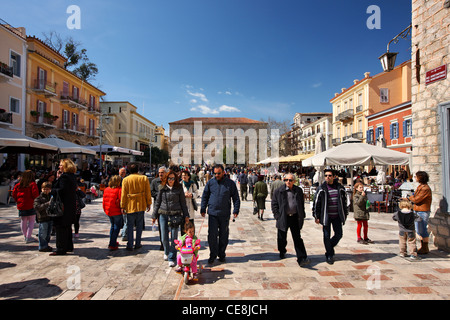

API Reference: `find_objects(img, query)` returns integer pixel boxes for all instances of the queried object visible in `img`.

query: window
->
[376,126,384,139]
[390,122,399,139]
[403,119,412,137]
[358,119,363,132]
[358,93,363,107]
[366,128,374,143]
[10,51,21,77]
[10,97,20,113]
[380,88,389,103]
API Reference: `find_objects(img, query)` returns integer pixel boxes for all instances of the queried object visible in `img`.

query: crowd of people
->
[9,159,432,269]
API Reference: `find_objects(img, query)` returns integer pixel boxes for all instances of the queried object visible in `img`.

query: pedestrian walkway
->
[0,193,449,300]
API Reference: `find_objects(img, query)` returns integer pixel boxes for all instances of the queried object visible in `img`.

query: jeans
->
[109,215,124,247]
[38,221,53,250]
[126,211,144,249]
[120,214,127,237]
[415,211,430,238]
[159,214,179,262]
[208,215,230,260]
[323,215,343,258]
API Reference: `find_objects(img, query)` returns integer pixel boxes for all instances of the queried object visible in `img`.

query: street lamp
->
[378,24,412,72]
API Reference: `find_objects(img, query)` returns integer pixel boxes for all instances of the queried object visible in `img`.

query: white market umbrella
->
[0,128,58,155]
[87,144,143,156]
[302,140,409,167]
[39,137,96,155]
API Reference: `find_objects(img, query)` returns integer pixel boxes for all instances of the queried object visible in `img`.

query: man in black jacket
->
[312,169,348,264]
[271,173,310,267]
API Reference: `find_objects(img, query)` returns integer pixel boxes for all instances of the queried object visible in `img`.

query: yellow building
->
[100,101,156,163]
[25,36,106,151]
[0,20,27,169]
[331,61,411,145]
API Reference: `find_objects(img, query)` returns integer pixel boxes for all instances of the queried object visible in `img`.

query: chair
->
[302,186,311,202]
[374,192,389,213]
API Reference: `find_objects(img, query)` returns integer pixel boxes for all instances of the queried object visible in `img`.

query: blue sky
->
[2,0,412,131]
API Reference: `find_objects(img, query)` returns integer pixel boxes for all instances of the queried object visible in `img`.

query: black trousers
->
[277,214,307,261]
[55,225,73,254]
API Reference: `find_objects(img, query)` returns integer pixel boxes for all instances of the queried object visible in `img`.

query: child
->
[352,182,372,244]
[102,175,123,250]
[393,199,421,260]
[34,182,54,252]
[12,170,39,243]
[175,221,200,280]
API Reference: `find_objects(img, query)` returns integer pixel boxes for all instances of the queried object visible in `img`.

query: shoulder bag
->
[47,192,64,218]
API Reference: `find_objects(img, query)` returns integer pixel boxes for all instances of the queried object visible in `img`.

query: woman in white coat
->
[181,170,198,233]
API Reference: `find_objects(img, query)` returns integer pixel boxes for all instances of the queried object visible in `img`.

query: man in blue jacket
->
[201,164,240,264]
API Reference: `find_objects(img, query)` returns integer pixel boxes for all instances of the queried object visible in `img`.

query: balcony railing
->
[0,110,13,125]
[0,62,13,81]
[87,106,100,114]
[335,109,355,122]
[356,105,363,113]
[61,123,86,135]
[32,79,57,97]
[60,93,88,110]
[31,115,57,128]
[332,138,341,145]
[352,132,363,139]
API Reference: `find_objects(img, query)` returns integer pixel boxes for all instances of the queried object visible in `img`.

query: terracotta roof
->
[169,117,267,125]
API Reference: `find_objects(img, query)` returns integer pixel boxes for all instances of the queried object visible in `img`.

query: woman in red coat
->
[102,175,123,250]
[12,170,39,243]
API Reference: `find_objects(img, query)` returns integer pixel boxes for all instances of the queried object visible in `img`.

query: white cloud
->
[312,82,322,88]
[219,105,240,112]
[189,99,197,104]
[187,90,208,102]
[190,105,219,115]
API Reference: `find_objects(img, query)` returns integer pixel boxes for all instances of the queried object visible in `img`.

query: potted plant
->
[30,110,39,117]
[0,108,5,114]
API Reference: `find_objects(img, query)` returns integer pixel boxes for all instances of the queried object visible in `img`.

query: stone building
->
[169,117,269,166]
[411,0,450,251]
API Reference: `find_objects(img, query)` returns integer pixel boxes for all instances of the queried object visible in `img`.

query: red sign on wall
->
[425,65,447,85]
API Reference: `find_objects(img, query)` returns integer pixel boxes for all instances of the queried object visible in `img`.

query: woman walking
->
[50,159,77,256]
[181,170,198,231]
[152,170,189,267]
[12,170,39,243]
[408,171,432,254]
[253,175,268,220]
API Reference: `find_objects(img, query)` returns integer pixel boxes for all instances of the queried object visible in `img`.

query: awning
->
[87,144,144,156]
[0,128,58,155]
[279,153,314,163]
[38,137,97,155]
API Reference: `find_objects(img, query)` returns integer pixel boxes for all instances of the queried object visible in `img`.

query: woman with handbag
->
[181,170,198,232]
[50,159,78,256]
[152,170,189,267]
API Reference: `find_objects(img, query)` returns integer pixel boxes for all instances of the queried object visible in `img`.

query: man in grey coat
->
[271,173,310,267]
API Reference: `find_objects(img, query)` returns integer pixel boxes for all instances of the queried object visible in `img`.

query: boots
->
[417,237,429,254]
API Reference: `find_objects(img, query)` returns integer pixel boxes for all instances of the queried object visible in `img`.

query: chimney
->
[353,79,359,85]
[364,72,370,78]
[341,88,346,92]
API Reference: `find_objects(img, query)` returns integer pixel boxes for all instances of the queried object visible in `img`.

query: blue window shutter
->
[390,124,393,139]
[402,121,406,137]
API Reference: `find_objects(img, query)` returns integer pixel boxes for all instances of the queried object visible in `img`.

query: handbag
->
[192,198,198,211]
[47,192,64,218]
[253,201,258,215]
[168,214,183,228]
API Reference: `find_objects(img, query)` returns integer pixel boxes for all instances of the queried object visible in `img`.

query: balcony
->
[0,62,13,82]
[351,132,364,140]
[356,105,363,113]
[332,138,341,145]
[87,105,100,114]
[60,93,88,110]
[335,109,355,122]
[30,115,57,129]
[60,123,86,135]
[0,110,13,127]
[32,79,57,97]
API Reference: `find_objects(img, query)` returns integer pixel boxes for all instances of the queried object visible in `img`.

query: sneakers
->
[409,254,421,261]
[168,261,176,267]
[175,266,183,273]
[357,239,368,245]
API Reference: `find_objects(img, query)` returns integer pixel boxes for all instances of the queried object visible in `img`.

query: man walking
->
[201,164,240,264]
[248,171,258,201]
[271,173,310,267]
[237,170,248,201]
[121,163,152,251]
[312,169,348,264]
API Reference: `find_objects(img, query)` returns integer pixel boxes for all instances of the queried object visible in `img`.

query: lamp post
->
[378,24,412,72]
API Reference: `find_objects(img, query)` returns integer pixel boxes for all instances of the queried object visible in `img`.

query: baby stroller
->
[174,237,202,284]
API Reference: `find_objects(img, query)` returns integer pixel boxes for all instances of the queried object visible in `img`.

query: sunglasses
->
[168,177,175,181]
[324,175,333,177]
[284,179,294,182]
[214,172,223,175]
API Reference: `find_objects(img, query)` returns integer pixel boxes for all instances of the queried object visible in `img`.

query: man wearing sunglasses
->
[312,169,348,264]
[271,173,310,267]
[201,164,240,264]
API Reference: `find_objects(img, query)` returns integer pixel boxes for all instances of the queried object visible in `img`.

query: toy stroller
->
[174,237,202,284]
